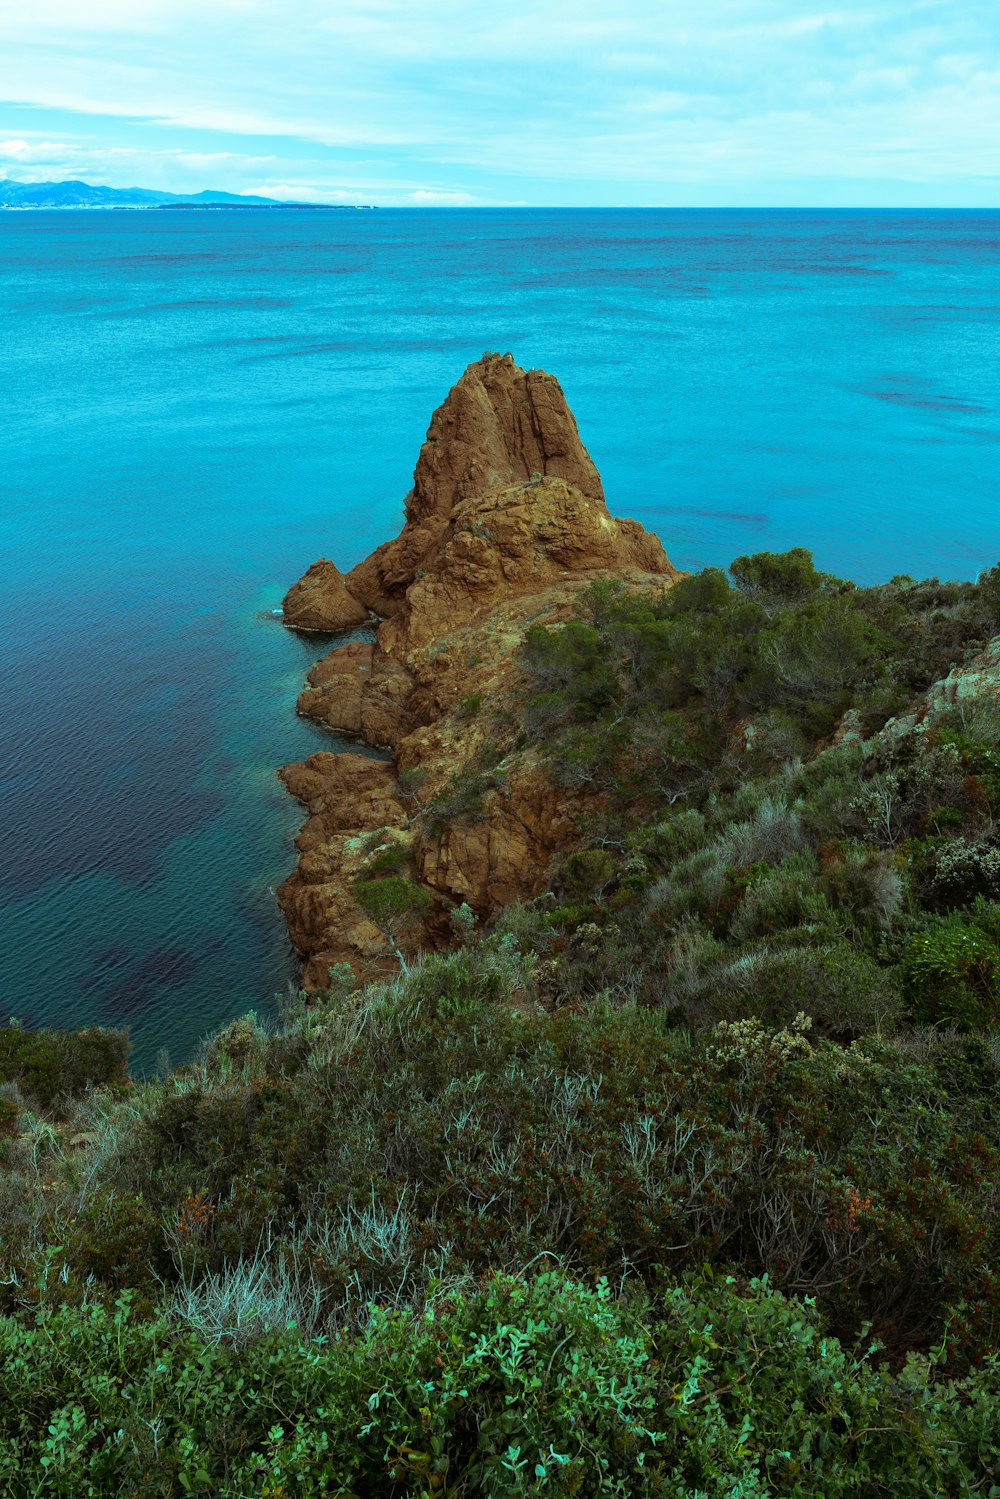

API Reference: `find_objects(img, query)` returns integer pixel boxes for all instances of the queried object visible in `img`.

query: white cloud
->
[407,189,478,205]
[0,0,997,202]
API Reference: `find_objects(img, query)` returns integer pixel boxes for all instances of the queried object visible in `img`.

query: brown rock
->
[295,640,415,749]
[345,522,448,619]
[277,354,683,984]
[410,356,604,520]
[360,651,417,748]
[282,558,370,632]
[345,353,616,616]
[277,752,409,983]
[295,640,373,736]
[413,756,581,915]
[281,751,404,833]
[377,475,676,656]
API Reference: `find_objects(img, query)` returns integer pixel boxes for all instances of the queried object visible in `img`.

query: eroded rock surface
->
[277,353,680,983]
[281,558,370,633]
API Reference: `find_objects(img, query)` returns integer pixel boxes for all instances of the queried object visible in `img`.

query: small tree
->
[730,547,823,606]
[354,877,433,970]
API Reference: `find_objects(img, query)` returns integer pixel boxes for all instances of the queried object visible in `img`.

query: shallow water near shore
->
[2,206,999,1072]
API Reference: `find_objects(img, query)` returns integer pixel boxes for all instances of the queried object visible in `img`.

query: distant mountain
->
[0,178,327,209]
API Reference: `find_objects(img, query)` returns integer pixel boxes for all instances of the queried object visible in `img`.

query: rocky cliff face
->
[277,353,680,985]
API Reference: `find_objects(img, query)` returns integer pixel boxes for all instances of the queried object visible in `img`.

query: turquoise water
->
[2,208,999,1071]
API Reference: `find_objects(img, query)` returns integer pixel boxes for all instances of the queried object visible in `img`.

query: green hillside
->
[4,550,1000,1495]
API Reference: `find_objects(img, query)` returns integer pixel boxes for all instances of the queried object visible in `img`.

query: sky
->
[0,0,998,206]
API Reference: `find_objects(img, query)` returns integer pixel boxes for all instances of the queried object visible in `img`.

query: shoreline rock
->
[281,558,371,633]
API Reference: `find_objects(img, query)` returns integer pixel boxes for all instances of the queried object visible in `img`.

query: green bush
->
[692,943,903,1040]
[0,1024,128,1112]
[730,545,825,603]
[927,837,1000,910]
[354,876,434,956]
[901,917,1000,1029]
[817,846,905,937]
[456,692,482,720]
[726,850,826,943]
[62,985,994,1358]
[2,1268,1000,1496]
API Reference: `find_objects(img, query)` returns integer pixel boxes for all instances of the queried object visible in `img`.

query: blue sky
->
[1,0,998,205]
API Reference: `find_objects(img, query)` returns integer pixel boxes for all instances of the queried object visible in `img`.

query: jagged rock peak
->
[342,353,676,620]
[408,351,604,524]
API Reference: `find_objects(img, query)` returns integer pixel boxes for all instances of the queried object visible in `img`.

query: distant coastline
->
[0,203,377,212]
[0,176,374,210]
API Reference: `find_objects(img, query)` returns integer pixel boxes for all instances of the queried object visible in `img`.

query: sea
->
[2,207,999,1073]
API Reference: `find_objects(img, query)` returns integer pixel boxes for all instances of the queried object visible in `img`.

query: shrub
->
[817,845,905,936]
[0,1273,668,1495]
[901,916,1000,1029]
[730,546,824,603]
[198,1013,268,1077]
[0,1024,128,1112]
[754,598,890,732]
[60,1187,168,1291]
[645,846,728,928]
[361,840,408,878]
[726,849,826,943]
[3,1266,1000,1494]
[427,766,503,823]
[720,795,805,868]
[552,848,617,901]
[382,938,533,1019]
[354,876,434,959]
[927,837,1000,910]
[689,943,903,1040]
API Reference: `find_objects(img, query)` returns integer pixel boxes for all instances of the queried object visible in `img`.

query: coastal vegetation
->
[4,548,1000,1493]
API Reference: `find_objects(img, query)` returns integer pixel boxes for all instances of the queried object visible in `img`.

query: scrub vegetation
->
[4,551,1000,1495]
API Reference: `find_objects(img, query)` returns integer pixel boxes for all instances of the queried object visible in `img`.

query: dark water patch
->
[949,538,995,562]
[0,767,226,898]
[116,252,237,267]
[791,264,891,277]
[867,384,989,415]
[663,506,768,527]
[78,947,131,993]
[102,295,295,318]
[100,948,199,1019]
[245,335,483,363]
[517,267,711,293]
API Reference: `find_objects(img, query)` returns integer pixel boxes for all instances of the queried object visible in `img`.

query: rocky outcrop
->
[279,753,408,984]
[295,641,414,747]
[277,353,680,985]
[345,354,607,618]
[281,558,370,633]
[879,634,1000,743]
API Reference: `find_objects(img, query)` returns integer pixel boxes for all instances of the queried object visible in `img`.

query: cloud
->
[0,0,997,203]
[407,189,478,206]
